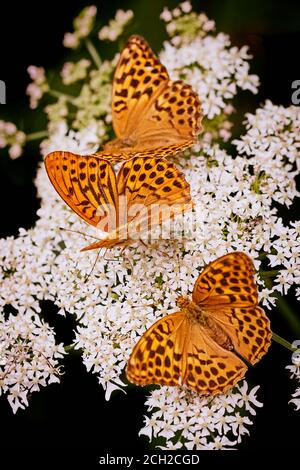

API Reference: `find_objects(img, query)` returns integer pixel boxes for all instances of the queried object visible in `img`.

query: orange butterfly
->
[126,252,272,395]
[45,151,193,251]
[96,34,202,162]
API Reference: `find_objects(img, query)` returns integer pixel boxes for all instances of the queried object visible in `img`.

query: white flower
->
[0,120,26,159]
[63,5,97,48]
[99,10,134,42]
[289,388,300,411]
[40,121,100,155]
[140,382,262,450]
[181,2,192,14]
[236,383,263,415]
[160,32,259,126]
[160,7,172,22]
[0,311,65,413]
[26,66,48,109]
[287,343,300,411]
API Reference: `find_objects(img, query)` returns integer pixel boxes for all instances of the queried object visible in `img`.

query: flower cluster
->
[140,382,262,449]
[8,3,260,158]
[1,94,299,446]
[160,2,215,46]
[287,342,300,411]
[160,27,259,126]
[0,309,65,413]
[99,9,134,42]
[26,66,49,110]
[63,5,97,49]
[61,59,91,85]
[0,120,26,159]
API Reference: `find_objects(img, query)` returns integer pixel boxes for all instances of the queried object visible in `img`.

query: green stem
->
[272,332,294,352]
[64,344,83,355]
[260,269,279,278]
[262,273,300,337]
[275,294,300,337]
[85,38,102,68]
[26,130,49,141]
[48,89,76,103]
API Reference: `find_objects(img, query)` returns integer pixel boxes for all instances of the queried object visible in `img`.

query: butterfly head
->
[176,295,191,311]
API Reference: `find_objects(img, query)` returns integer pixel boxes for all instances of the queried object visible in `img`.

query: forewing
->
[45,151,118,230]
[126,312,188,387]
[111,35,169,139]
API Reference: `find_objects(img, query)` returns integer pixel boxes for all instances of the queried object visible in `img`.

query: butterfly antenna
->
[176,250,183,294]
[131,302,155,309]
[84,249,101,283]
[59,226,101,241]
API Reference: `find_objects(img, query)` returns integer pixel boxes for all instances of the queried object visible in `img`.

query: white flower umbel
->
[0,310,65,413]
[1,99,299,420]
[63,5,97,49]
[159,5,258,142]
[99,9,134,42]
[160,34,258,122]
[26,66,49,109]
[287,342,300,411]
[40,121,101,156]
[1,4,299,449]
[139,381,261,449]
[0,120,26,159]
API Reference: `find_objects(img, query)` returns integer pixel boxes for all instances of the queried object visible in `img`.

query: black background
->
[0,0,299,464]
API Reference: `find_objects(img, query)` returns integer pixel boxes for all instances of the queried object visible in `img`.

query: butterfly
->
[126,252,272,395]
[95,34,202,162]
[45,151,193,251]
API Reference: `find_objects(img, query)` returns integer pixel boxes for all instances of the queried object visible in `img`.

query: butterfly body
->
[126,252,272,395]
[176,295,235,352]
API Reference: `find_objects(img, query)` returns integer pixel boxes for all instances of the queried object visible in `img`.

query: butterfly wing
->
[131,79,202,151]
[192,252,271,365]
[109,35,169,141]
[106,35,202,154]
[126,312,187,387]
[126,311,247,394]
[192,252,258,307]
[117,156,193,236]
[45,151,119,231]
[184,320,247,395]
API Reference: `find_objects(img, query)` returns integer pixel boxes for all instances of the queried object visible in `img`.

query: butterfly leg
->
[59,226,101,241]
[84,249,102,283]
